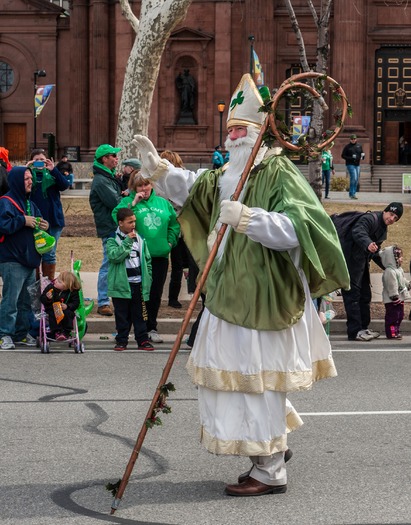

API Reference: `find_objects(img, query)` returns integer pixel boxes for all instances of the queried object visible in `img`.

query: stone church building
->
[1,0,411,168]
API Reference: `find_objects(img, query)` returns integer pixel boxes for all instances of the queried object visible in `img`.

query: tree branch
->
[119,0,140,33]
[284,0,310,72]
[307,0,319,25]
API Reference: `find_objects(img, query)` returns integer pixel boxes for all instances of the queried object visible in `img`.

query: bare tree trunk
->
[116,0,192,160]
[284,0,334,200]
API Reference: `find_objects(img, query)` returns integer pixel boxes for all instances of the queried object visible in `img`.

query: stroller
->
[33,252,94,353]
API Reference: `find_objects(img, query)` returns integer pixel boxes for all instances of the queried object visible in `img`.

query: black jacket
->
[341,142,364,167]
[342,211,387,279]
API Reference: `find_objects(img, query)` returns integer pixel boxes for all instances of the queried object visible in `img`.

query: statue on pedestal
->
[176,69,196,124]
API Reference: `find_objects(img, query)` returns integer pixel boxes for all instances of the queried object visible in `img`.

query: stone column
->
[88,0,110,149]
[69,0,90,152]
[332,0,366,132]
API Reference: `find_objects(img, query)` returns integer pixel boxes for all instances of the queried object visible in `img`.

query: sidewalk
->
[63,188,411,204]
[79,270,411,336]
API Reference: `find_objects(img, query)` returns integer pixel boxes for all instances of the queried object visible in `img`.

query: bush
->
[330,176,349,191]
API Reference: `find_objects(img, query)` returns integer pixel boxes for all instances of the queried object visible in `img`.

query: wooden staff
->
[110,72,346,514]
[110,114,269,515]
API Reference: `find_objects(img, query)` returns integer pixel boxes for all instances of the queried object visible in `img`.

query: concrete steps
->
[295,163,411,194]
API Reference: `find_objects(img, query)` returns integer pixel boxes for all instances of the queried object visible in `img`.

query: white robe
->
[153,162,335,456]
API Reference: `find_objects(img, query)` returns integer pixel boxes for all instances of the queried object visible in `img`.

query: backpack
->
[330,210,378,242]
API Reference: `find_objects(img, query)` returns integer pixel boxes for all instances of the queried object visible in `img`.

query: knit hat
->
[384,202,403,219]
[94,144,121,160]
[122,158,142,170]
[226,74,265,130]
[350,134,357,139]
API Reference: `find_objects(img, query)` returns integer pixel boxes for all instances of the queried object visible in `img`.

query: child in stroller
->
[40,270,81,341]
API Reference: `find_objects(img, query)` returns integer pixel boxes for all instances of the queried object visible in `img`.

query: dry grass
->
[56,196,410,273]
[57,197,100,272]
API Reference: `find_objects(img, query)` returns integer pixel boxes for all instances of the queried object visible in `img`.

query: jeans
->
[322,169,331,197]
[97,233,115,307]
[0,262,35,340]
[346,164,360,197]
[41,225,63,264]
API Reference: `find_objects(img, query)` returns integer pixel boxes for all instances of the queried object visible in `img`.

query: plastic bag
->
[28,277,51,319]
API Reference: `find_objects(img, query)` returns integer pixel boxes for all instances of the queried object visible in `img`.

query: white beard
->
[210,126,267,261]
[219,126,267,201]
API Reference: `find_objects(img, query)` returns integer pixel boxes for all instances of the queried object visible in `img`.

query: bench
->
[70,178,92,190]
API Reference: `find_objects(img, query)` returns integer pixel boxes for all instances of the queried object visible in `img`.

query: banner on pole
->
[252,50,264,87]
[292,115,311,144]
[34,84,54,118]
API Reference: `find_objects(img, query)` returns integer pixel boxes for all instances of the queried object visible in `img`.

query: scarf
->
[93,159,116,177]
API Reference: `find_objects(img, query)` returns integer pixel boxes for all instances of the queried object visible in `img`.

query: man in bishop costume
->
[133,74,349,496]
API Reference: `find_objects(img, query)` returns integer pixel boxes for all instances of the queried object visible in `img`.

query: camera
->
[33,160,45,168]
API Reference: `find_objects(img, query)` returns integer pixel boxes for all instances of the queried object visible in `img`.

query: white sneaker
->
[365,329,380,339]
[15,334,37,346]
[148,330,163,343]
[1,336,15,350]
[355,329,373,341]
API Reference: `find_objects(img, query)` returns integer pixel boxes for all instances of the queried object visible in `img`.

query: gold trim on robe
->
[186,355,337,394]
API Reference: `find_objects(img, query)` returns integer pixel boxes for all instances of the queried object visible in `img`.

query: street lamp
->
[217,100,226,147]
[34,69,46,148]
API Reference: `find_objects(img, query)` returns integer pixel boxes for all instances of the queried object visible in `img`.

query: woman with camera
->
[26,148,70,280]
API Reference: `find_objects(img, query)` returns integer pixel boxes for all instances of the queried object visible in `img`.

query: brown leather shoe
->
[97,305,113,316]
[238,448,293,484]
[225,477,287,497]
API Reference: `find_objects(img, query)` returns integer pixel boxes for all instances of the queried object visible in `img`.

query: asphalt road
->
[0,341,410,525]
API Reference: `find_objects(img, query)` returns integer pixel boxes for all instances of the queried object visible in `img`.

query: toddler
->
[380,245,411,340]
[40,271,81,341]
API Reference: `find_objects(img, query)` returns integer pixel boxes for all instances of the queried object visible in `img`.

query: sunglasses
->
[105,153,117,158]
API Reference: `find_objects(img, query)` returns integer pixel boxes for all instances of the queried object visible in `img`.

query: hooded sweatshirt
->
[111,189,180,258]
[0,166,42,268]
[380,245,411,303]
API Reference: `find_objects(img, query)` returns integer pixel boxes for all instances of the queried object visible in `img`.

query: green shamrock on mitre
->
[230,90,245,109]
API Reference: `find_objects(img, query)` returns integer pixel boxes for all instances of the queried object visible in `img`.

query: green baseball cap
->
[95,144,121,159]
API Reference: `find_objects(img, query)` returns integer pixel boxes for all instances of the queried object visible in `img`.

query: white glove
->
[132,135,161,175]
[219,200,252,233]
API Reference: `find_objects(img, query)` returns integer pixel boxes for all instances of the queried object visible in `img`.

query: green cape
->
[179,154,349,331]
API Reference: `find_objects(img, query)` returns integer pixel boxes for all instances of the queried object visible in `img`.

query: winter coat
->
[111,189,180,258]
[380,246,411,303]
[341,142,364,167]
[40,283,80,314]
[106,232,152,300]
[89,165,122,238]
[341,211,387,288]
[0,166,42,268]
[30,167,69,227]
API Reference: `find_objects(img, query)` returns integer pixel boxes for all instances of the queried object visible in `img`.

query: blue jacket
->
[0,166,42,268]
[30,167,69,227]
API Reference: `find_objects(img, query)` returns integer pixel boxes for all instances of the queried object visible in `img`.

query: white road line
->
[331,348,411,352]
[300,411,411,416]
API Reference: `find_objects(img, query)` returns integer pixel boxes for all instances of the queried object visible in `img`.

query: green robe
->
[179,154,350,331]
